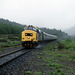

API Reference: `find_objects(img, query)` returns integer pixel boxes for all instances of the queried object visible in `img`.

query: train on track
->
[21,25,57,48]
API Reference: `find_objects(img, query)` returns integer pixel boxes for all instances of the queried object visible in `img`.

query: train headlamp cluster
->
[25,33,33,36]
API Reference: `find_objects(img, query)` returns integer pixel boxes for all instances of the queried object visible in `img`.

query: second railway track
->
[0,48,30,67]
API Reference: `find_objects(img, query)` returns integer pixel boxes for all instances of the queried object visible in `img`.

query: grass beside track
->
[0,34,21,52]
[42,42,75,75]
[0,41,21,52]
[25,40,75,75]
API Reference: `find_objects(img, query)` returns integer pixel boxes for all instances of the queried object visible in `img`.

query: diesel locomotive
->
[21,25,57,48]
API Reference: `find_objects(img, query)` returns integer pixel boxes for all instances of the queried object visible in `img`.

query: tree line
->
[0,18,69,40]
[0,22,23,34]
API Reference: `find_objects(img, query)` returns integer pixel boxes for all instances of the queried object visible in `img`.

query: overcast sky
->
[0,0,75,30]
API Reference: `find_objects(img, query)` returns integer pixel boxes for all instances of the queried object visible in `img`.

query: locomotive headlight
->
[26,34,27,35]
[28,37,29,39]
[31,33,32,35]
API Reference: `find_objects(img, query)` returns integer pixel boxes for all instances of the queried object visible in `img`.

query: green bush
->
[34,72,42,75]
[0,38,8,42]
[60,39,75,49]
[25,71,32,74]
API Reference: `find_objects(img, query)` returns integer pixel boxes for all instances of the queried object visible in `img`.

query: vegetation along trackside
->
[28,40,75,75]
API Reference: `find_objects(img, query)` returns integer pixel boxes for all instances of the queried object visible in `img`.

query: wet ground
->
[0,46,22,55]
[0,43,47,75]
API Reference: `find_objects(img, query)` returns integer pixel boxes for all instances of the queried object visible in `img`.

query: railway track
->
[0,48,30,67]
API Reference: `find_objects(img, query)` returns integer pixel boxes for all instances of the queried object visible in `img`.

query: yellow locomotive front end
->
[21,25,39,48]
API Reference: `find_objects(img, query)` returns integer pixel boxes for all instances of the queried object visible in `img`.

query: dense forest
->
[0,22,23,34]
[0,18,26,27]
[0,18,69,40]
[0,18,25,34]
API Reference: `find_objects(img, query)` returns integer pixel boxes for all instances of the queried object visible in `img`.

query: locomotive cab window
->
[24,26,38,31]
[24,27,28,31]
[29,26,33,30]
[33,27,37,31]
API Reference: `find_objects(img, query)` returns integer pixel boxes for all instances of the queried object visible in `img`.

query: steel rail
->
[0,48,30,67]
[0,48,24,58]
